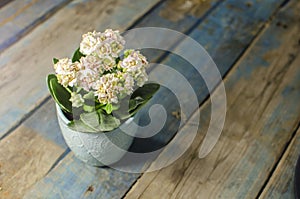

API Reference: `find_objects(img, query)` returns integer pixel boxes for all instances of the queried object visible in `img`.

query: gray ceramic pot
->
[56,104,138,167]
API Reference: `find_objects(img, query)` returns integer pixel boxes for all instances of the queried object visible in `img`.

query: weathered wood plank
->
[133,0,222,61]
[125,1,300,198]
[137,0,218,27]
[0,99,68,199]
[0,125,64,199]
[0,0,72,53]
[24,100,67,149]
[0,0,162,139]
[24,0,288,198]
[259,128,300,198]
[24,153,141,199]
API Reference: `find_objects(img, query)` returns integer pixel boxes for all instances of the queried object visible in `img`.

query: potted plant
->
[47,29,159,166]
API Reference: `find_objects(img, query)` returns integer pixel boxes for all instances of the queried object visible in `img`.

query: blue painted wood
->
[0,0,72,53]
[24,0,288,198]
[132,0,222,62]
[0,124,65,199]
[24,100,67,149]
[24,154,141,199]
[260,130,299,198]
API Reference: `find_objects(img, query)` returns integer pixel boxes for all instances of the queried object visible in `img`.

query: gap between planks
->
[127,0,226,66]
[257,113,300,198]
[0,0,73,53]
[0,125,65,199]
[0,0,13,8]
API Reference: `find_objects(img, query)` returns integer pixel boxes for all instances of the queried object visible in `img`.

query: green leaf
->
[71,110,121,132]
[80,111,100,131]
[53,58,59,64]
[98,110,120,132]
[112,104,120,111]
[83,104,94,112]
[112,83,160,120]
[47,74,72,113]
[104,103,113,114]
[128,83,160,115]
[129,99,150,116]
[76,87,82,93]
[83,92,95,100]
[68,120,98,133]
[103,103,120,114]
[131,83,160,100]
[113,112,131,120]
[129,96,145,112]
[112,104,131,120]
[72,47,85,62]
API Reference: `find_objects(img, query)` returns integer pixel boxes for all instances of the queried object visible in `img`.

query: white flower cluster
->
[80,29,125,58]
[53,29,148,106]
[119,50,148,87]
[54,58,82,87]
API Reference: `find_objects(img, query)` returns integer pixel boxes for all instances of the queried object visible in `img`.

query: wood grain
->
[23,153,141,199]
[0,0,162,139]
[259,128,300,198]
[0,125,64,199]
[0,0,72,53]
[159,0,214,22]
[125,0,300,198]
[24,0,289,198]
[24,100,67,149]
[131,0,221,62]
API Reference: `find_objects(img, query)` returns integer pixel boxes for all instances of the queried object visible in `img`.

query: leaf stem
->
[65,87,73,94]
[95,104,104,109]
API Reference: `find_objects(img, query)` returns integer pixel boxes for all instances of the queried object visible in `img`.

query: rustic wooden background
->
[0,0,299,198]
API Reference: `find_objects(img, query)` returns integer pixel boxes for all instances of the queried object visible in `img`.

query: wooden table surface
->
[0,0,300,198]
